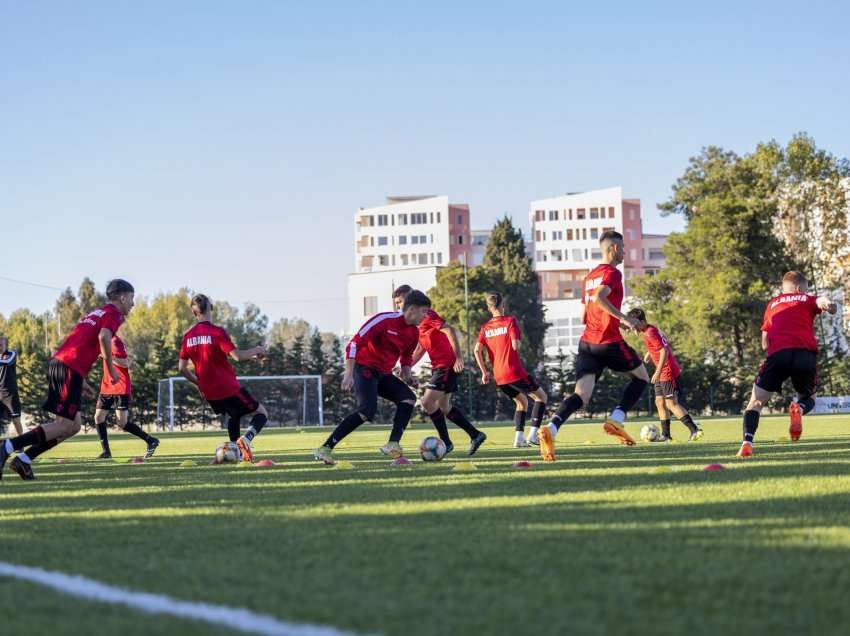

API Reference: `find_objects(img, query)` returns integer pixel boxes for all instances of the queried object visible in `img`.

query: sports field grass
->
[2,414,850,636]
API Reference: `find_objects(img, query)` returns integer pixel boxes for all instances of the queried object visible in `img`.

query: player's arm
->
[651,348,667,384]
[178,358,198,386]
[474,342,491,384]
[410,343,426,366]
[98,328,120,382]
[399,339,416,384]
[643,351,653,365]
[228,345,267,362]
[591,286,638,330]
[440,325,464,372]
[817,297,838,314]
[761,331,770,352]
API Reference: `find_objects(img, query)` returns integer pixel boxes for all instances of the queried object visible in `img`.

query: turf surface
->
[1,414,849,636]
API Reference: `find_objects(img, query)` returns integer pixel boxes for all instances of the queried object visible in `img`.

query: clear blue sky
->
[2,1,848,333]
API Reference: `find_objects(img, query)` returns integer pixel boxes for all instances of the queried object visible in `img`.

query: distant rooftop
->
[385,195,438,204]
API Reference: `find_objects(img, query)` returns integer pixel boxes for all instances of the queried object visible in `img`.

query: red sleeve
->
[810,295,823,316]
[644,327,662,352]
[423,311,445,332]
[178,334,189,360]
[217,329,236,354]
[509,317,521,341]
[102,312,123,335]
[112,338,127,358]
[477,325,487,345]
[602,267,621,289]
[760,305,772,332]
[346,314,388,360]
[399,332,417,367]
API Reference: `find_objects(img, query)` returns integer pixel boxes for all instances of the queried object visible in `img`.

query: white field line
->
[0,561,370,636]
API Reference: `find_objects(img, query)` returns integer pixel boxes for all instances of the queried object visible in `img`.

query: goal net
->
[156,375,324,431]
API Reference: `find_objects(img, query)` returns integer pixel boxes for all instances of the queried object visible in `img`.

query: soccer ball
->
[419,436,447,462]
[214,442,241,464]
[640,424,660,442]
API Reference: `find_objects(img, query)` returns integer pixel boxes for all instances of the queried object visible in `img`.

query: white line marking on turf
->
[0,561,368,636]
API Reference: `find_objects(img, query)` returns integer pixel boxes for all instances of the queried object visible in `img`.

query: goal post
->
[156,375,324,431]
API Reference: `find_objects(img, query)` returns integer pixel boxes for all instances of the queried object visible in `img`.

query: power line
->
[0,275,64,292]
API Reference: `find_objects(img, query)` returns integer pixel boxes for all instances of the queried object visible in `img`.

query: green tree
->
[78,277,105,314]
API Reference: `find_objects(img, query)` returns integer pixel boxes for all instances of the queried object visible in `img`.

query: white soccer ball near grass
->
[640,424,660,442]
[214,441,241,464]
[419,436,447,462]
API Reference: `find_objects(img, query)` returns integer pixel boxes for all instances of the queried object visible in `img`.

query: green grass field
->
[2,414,850,636]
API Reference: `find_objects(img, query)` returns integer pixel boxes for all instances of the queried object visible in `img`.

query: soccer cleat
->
[97,451,112,460]
[789,402,802,441]
[539,426,556,462]
[314,445,335,465]
[654,434,670,443]
[236,437,254,463]
[689,428,704,442]
[10,457,35,481]
[603,420,636,446]
[468,431,487,456]
[514,439,531,448]
[526,429,540,446]
[144,437,160,460]
[379,441,403,459]
[736,441,753,459]
[444,441,454,455]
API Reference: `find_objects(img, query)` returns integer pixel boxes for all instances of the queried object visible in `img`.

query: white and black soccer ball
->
[214,442,241,464]
[419,436,447,462]
[640,424,660,442]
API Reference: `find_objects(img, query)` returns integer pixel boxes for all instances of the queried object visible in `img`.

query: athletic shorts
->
[755,348,818,396]
[654,377,684,400]
[426,367,458,393]
[354,364,416,420]
[97,394,131,411]
[0,393,21,419]
[575,339,642,381]
[498,374,540,399]
[43,358,84,419]
[208,387,259,421]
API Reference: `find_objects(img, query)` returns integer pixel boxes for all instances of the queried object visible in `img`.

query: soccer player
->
[627,308,703,442]
[178,294,269,462]
[0,337,23,436]
[411,298,487,455]
[538,231,650,461]
[474,293,547,448]
[393,284,412,310]
[0,279,135,481]
[736,271,837,458]
[93,334,160,460]
[314,290,429,465]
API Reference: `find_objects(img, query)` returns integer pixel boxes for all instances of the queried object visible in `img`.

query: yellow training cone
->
[453,462,477,471]
[179,460,197,467]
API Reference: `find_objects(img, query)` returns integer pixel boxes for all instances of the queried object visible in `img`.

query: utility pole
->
[463,253,472,415]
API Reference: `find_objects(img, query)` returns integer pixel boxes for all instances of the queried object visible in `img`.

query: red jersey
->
[477,315,527,385]
[642,325,681,381]
[418,309,456,369]
[54,303,124,376]
[179,322,241,401]
[581,264,624,344]
[761,293,822,356]
[100,336,132,396]
[346,312,418,375]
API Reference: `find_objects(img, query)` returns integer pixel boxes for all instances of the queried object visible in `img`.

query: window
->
[626,228,635,240]
[649,249,665,260]
[391,255,395,266]
[421,235,427,244]
[582,228,587,240]
[398,214,408,225]
[437,252,442,264]
[430,253,434,264]
[399,235,407,245]
[535,230,542,241]
[411,236,419,245]
[378,255,389,266]
[401,254,409,266]
[363,296,378,315]
[536,251,548,262]
[437,212,441,223]
[572,248,583,261]
[590,228,598,240]
[457,214,463,224]
[378,214,388,226]
[608,207,615,218]
[591,249,602,259]
[566,229,574,241]
[548,210,558,221]
[430,234,433,243]
[552,231,562,241]
[418,253,428,265]
[430,213,434,224]
[458,235,464,244]
[411,213,427,224]
[629,209,636,221]
[630,249,638,261]
[377,236,388,246]
[535,210,544,221]
[576,208,586,220]
[550,250,563,261]
[590,207,599,219]
[369,236,374,247]
[568,209,573,220]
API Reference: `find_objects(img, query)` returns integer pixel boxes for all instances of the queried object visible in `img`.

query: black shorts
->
[43,358,84,419]
[654,377,684,400]
[426,367,458,393]
[499,375,540,399]
[208,387,259,421]
[354,364,416,420]
[97,394,131,411]
[575,339,642,381]
[755,348,818,396]
[0,393,21,419]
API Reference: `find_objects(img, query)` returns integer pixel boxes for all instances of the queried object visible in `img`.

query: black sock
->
[123,421,152,444]
[446,407,480,438]
[428,409,452,444]
[96,422,111,453]
[389,402,414,443]
[531,400,546,427]
[244,413,268,442]
[25,438,60,460]
[324,412,365,449]
[660,419,671,438]
[798,396,815,415]
[679,413,698,433]
[743,409,760,443]
[551,393,583,429]
[615,379,648,413]
[9,425,47,452]
[514,409,527,432]
[227,417,241,442]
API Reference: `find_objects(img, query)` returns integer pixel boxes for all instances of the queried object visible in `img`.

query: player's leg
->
[665,392,701,440]
[117,401,161,459]
[788,349,818,441]
[602,342,649,446]
[233,389,264,462]
[422,387,453,449]
[9,412,82,480]
[440,371,486,454]
[94,404,112,458]
[525,387,548,445]
[379,374,416,457]
[316,365,376,463]
[6,395,23,435]
[739,352,787,457]
[512,392,529,447]
[655,393,672,441]
[539,373,596,462]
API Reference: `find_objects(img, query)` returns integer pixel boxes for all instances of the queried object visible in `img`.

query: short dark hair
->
[599,230,623,245]
[106,279,134,299]
[486,293,503,308]
[393,284,413,299]
[191,293,212,314]
[402,290,431,310]
[626,307,646,323]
